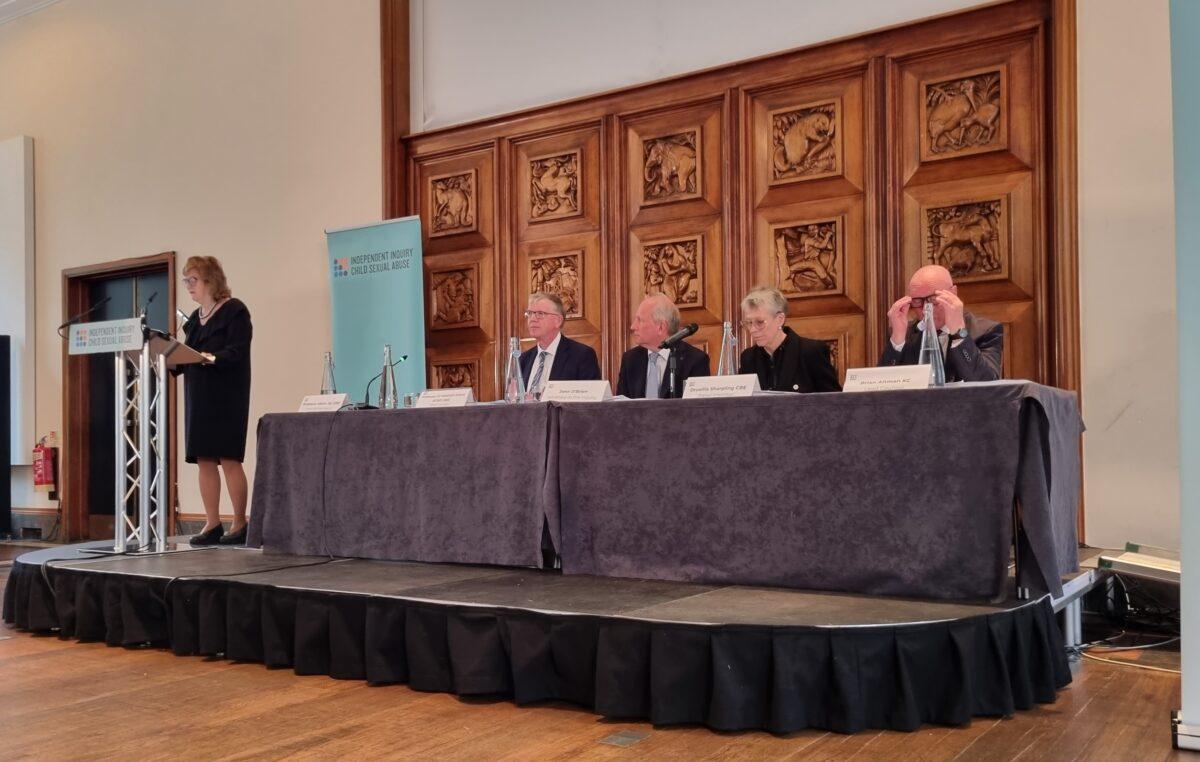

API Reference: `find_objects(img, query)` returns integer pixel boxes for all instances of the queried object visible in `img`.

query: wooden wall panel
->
[398,0,1071,399]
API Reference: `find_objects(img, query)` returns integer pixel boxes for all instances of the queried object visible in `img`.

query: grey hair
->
[740,286,787,316]
[528,291,564,317]
[645,293,681,333]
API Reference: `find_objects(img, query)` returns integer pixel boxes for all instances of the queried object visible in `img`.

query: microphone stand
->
[666,344,680,399]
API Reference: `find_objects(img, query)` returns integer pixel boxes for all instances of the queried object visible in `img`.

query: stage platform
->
[3,541,1072,734]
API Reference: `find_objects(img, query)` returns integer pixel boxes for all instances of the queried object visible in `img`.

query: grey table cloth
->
[555,382,1082,600]
[247,404,555,568]
[248,382,1081,601]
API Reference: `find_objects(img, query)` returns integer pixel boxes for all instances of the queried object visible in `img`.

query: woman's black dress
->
[181,298,253,463]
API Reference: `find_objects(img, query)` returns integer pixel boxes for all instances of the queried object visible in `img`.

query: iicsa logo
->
[332,258,350,278]
[74,329,88,348]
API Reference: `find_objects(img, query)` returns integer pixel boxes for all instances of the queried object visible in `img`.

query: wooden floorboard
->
[0,625,1187,760]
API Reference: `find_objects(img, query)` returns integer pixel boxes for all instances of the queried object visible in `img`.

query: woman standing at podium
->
[179,256,253,546]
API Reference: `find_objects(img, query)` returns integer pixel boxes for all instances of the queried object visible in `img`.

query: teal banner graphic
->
[326,216,426,403]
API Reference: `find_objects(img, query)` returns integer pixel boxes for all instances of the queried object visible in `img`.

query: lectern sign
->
[68,318,143,355]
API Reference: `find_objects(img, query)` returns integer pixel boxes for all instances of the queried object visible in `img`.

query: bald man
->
[616,294,710,398]
[879,265,1003,382]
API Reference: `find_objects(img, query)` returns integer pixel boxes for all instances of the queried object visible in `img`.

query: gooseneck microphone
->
[358,354,409,409]
[660,322,699,349]
[57,296,113,337]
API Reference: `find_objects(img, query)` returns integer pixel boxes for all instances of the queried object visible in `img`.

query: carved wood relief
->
[641,129,701,205]
[529,251,583,318]
[429,265,478,330]
[403,1,1066,416]
[770,100,841,183]
[822,337,842,377]
[433,361,477,391]
[642,236,703,307]
[529,150,581,221]
[771,218,843,297]
[922,69,1004,159]
[429,170,477,237]
[924,199,1005,279]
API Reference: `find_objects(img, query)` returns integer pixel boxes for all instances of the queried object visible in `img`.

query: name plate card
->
[68,318,144,355]
[298,393,349,413]
[842,365,932,393]
[541,380,612,403]
[415,388,475,408]
[682,374,761,399]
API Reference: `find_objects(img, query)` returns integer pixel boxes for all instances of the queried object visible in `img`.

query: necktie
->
[645,352,661,399]
[529,350,549,393]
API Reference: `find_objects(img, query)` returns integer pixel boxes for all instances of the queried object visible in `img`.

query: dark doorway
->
[62,253,177,541]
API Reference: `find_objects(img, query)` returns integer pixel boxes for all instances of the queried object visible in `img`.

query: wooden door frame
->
[61,251,177,541]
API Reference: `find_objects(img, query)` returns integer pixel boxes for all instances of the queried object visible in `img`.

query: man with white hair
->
[519,291,601,399]
[879,264,1003,382]
[616,293,710,398]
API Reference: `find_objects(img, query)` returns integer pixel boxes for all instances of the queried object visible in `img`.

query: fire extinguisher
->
[33,431,58,496]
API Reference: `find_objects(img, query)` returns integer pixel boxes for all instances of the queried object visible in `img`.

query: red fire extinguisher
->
[33,432,58,494]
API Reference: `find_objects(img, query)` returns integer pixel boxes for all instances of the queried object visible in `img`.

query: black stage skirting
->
[248,382,1082,600]
[3,545,1071,734]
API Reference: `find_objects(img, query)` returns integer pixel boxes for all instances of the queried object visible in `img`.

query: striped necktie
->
[645,352,661,399]
[529,350,549,393]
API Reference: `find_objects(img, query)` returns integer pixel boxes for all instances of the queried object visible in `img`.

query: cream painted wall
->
[412,0,1183,548]
[1078,0,1180,549]
[0,0,381,520]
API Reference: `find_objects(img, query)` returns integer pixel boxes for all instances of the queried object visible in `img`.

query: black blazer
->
[878,311,1004,382]
[518,334,601,384]
[616,341,710,398]
[739,327,841,393]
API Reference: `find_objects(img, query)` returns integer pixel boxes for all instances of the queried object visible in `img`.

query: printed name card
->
[298,393,349,412]
[415,388,475,408]
[540,380,613,403]
[842,365,932,393]
[682,374,761,399]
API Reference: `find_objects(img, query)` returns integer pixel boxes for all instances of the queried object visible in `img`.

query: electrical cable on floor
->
[1081,652,1181,675]
[1088,637,1180,653]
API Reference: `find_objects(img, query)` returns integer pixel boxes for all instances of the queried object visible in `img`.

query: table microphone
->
[352,354,410,410]
[660,322,699,349]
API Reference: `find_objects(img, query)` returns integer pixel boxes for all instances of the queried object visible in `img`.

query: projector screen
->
[0,135,35,465]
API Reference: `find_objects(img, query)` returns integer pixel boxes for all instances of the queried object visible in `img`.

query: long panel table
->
[247,382,1081,600]
[555,382,1081,600]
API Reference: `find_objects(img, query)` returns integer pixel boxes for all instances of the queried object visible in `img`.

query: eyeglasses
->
[523,310,560,320]
[181,276,199,287]
[739,314,783,330]
[909,294,936,309]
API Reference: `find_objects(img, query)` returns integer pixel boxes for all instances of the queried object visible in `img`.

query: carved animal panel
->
[770,100,841,183]
[529,251,584,318]
[643,236,703,307]
[924,70,1003,156]
[434,362,476,392]
[822,337,841,377]
[429,170,477,237]
[529,150,581,221]
[430,267,477,329]
[924,199,1005,280]
[642,130,700,205]
[771,218,842,297]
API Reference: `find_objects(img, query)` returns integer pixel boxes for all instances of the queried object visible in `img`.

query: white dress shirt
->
[529,332,562,394]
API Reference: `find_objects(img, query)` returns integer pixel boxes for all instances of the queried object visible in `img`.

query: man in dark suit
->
[879,264,1003,382]
[518,292,601,398]
[616,293,710,398]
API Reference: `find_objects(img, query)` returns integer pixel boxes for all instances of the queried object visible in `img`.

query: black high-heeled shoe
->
[219,525,247,545]
[189,523,225,546]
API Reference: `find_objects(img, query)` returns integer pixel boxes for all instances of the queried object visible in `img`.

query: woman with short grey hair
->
[738,286,840,393]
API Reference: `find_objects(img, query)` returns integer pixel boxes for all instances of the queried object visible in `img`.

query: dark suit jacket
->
[519,334,601,384]
[616,341,710,398]
[739,327,841,393]
[878,311,1003,382]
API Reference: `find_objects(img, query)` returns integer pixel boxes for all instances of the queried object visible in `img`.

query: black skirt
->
[180,299,253,463]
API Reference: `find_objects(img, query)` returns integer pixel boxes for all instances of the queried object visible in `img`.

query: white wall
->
[411,0,983,131]
[0,0,382,520]
[1078,0,1179,549]
[415,0,1183,548]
